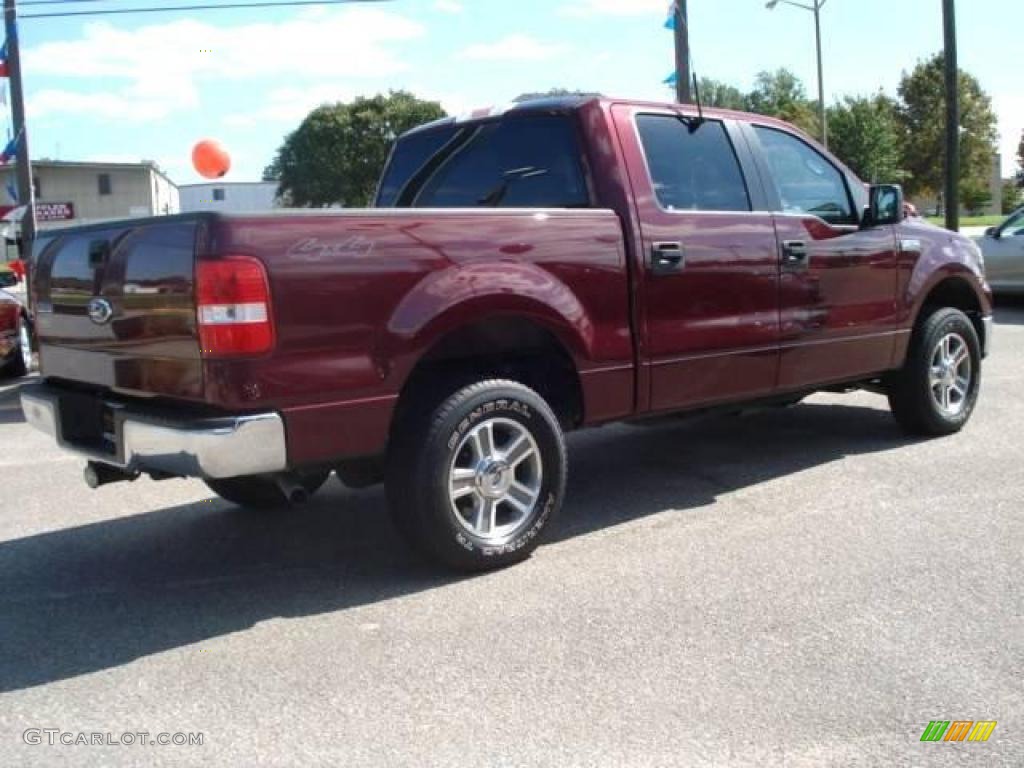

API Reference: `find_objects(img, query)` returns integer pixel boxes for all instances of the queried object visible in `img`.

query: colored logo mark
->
[920,720,997,742]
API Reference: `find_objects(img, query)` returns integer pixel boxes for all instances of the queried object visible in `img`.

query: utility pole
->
[673,0,691,104]
[3,0,35,255]
[942,0,959,232]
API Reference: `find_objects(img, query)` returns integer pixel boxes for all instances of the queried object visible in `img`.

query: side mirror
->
[984,226,999,238]
[863,184,905,228]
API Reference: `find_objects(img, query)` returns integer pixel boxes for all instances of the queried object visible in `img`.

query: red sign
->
[0,202,75,222]
[35,202,75,221]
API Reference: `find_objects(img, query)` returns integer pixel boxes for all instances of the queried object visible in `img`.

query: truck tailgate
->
[33,216,204,400]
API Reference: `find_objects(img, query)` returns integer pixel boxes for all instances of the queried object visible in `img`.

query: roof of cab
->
[400,94,799,140]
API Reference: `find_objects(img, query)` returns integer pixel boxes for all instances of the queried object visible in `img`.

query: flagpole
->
[3,0,35,254]
[673,0,691,104]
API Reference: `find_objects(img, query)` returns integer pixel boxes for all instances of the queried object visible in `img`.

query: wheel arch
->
[912,271,989,351]
[391,312,586,433]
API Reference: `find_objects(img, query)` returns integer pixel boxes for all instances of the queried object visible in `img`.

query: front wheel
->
[387,379,567,571]
[887,308,982,436]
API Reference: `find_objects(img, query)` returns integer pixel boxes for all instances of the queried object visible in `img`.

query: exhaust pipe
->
[84,461,139,489]
[274,474,310,505]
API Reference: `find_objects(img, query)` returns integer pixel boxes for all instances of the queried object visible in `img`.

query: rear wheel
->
[387,379,567,571]
[887,308,981,436]
[205,471,330,509]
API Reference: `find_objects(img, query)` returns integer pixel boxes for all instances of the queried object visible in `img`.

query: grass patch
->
[925,215,1005,228]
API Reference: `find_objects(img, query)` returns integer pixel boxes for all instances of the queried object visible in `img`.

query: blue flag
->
[0,132,17,165]
[663,71,678,86]
[664,2,682,30]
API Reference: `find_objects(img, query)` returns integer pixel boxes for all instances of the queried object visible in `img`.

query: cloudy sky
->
[11,0,1022,185]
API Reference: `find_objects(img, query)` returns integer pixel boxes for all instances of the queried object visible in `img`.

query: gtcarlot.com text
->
[23,729,204,747]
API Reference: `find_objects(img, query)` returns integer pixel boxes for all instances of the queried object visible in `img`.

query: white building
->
[179,182,279,213]
[0,160,179,227]
[0,160,180,263]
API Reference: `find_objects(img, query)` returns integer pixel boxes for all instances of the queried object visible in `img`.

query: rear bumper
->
[20,383,288,480]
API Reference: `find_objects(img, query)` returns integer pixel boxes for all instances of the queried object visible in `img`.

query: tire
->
[887,308,982,436]
[3,314,31,378]
[205,471,330,509]
[386,379,567,572]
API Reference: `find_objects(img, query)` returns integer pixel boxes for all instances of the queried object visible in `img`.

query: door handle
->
[651,242,684,274]
[781,240,809,269]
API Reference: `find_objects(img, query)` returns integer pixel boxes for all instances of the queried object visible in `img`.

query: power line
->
[15,0,391,19]
[19,1,115,7]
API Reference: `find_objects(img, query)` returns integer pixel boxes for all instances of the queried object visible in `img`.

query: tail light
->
[196,255,274,357]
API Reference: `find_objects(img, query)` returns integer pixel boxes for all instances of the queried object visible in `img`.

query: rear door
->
[33,218,204,399]
[746,124,901,389]
[614,106,781,412]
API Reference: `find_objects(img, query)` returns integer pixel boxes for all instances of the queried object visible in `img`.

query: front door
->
[748,124,902,390]
[615,107,781,412]
[984,209,1024,291]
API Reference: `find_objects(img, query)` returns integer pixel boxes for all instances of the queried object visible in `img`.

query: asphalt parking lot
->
[1,302,1022,767]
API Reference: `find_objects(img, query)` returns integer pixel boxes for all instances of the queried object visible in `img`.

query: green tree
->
[961,179,991,216]
[896,54,998,202]
[745,69,819,137]
[1002,179,1022,214]
[696,78,747,111]
[265,91,446,207]
[827,93,904,183]
[1017,129,1024,187]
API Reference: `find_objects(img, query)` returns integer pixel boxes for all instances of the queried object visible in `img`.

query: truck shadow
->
[0,375,31,425]
[993,295,1024,325]
[0,399,917,692]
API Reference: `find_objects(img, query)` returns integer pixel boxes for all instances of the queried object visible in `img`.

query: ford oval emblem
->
[87,297,114,325]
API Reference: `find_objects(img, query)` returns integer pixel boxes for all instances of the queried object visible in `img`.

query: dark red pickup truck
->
[21,96,992,570]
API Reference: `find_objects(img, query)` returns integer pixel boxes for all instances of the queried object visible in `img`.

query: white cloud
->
[224,84,469,129]
[993,94,1023,177]
[560,0,667,18]
[222,84,360,127]
[433,0,464,13]
[24,7,424,121]
[459,34,566,62]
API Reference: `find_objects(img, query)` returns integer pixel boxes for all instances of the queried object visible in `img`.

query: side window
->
[1002,211,1024,237]
[754,126,854,224]
[412,115,590,208]
[635,115,750,212]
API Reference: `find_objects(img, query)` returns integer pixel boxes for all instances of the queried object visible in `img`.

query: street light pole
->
[813,2,826,149]
[766,0,828,149]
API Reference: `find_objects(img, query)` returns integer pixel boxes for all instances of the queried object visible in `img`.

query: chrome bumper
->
[982,314,993,358]
[20,384,288,480]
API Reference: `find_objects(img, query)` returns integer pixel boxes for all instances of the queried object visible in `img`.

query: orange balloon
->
[192,139,231,179]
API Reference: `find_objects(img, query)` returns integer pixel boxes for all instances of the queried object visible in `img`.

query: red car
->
[20,96,992,570]
[0,288,31,377]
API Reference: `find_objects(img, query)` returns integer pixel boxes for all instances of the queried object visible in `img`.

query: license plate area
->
[57,391,121,459]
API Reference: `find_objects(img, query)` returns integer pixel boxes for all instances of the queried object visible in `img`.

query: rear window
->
[376,114,590,209]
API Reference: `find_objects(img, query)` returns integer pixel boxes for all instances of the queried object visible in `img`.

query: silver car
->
[979,206,1024,293]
